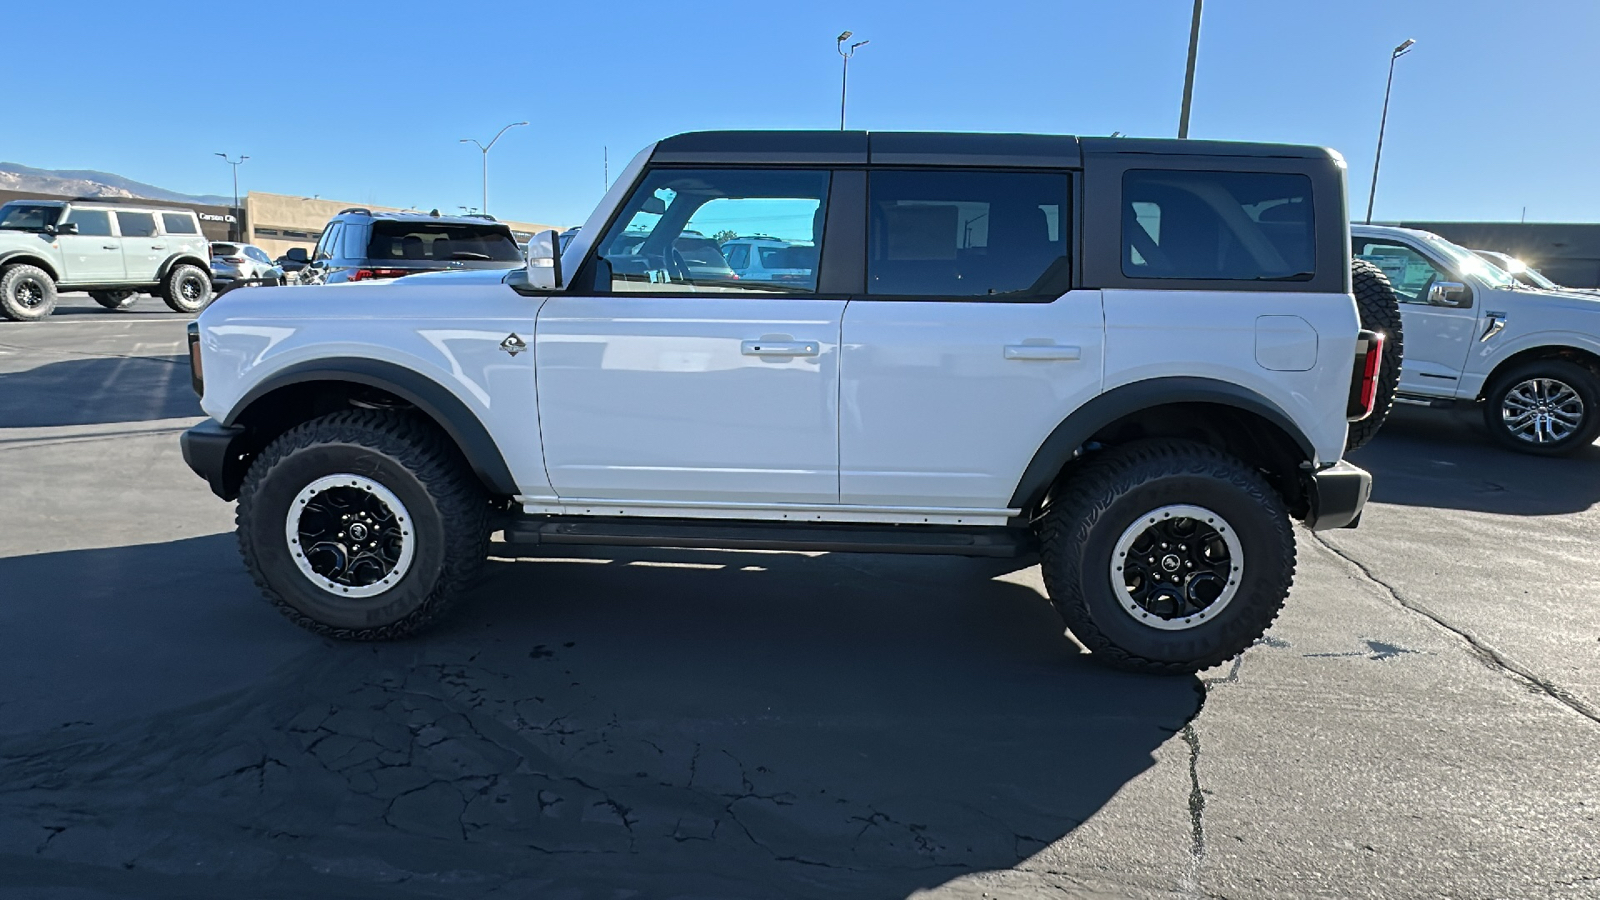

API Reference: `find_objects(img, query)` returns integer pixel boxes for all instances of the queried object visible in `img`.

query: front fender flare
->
[1007,376,1317,511]
[222,358,519,496]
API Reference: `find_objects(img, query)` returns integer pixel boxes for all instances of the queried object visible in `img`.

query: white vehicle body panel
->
[533,295,845,505]
[1355,225,1600,401]
[838,291,1105,508]
[1102,289,1359,467]
[197,283,553,496]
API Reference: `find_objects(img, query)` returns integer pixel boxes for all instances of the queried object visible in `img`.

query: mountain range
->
[0,162,232,207]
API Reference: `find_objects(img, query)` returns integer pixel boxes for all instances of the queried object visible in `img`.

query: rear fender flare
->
[1007,376,1317,511]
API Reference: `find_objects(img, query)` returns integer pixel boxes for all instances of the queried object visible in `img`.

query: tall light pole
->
[1177,0,1203,138]
[836,31,869,130]
[214,152,248,240]
[1366,38,1416,224]
[459,121,527,216]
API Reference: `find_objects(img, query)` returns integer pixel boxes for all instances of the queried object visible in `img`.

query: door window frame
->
[113,210,159,239]
[857,166,1076,304]
[1354,236,1474,309]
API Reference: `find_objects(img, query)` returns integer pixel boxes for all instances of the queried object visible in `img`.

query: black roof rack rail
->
[466,213,497,221]
[337,207,372,216]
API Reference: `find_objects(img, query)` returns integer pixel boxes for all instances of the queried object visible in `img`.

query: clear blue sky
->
[4,0,1596,226]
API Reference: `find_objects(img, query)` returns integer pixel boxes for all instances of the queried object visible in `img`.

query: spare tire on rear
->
[1346,259,1404,452]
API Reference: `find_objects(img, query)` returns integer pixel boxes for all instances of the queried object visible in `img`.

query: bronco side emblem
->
[499,333,527,356]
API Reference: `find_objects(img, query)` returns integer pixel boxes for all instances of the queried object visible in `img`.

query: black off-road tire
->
[1346,258,1404,452]
[1037,440,1296,675]
[237,410,491,640]
[0,264,58,321]
[1481,359,1600,457]
[161,264,213,313]
[90,290,138,310]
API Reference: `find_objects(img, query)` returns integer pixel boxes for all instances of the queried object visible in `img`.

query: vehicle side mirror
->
[525,229,562,291]
[1427,281,1471,307]
[53,222,79,236]
[284,247,309,263]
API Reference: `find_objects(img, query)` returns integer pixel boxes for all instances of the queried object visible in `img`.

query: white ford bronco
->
[182,131,1382,674]
[1355,224,1600,454]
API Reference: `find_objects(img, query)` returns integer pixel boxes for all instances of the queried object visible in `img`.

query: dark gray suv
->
[298,208,525,284]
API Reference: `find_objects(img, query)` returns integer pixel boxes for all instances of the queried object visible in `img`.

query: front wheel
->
[1482,359,1600,456]
[161,264,213,313]
[1037,440,1296,674]
[0,264,58,321]
[236,410,490,639]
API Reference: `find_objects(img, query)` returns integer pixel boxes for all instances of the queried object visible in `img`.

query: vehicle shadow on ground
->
[0,538,1200,899]
[1347,404,1600,515]
[0,354,198,427]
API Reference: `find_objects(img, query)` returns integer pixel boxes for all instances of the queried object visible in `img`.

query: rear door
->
[113,211,163,282]
[839,168,1102,510]
[536,167,844,506]
[159,211,206,260]
[56,208,125,282]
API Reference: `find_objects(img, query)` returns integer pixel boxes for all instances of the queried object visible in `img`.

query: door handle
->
[101,244,118,250]
[741,340,819,357]
[151,244,166,250]
[1003,344,1081,361]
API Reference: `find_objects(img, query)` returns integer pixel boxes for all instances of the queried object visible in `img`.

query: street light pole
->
[1177,0,1203,138]
[836,32,869,130]
[214,152,248,241]
[1366,38,1416,224]
[459,121,527,216]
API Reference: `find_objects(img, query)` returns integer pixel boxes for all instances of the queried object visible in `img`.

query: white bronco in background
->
[182,131,1382,674]
[1355,224,1600,454]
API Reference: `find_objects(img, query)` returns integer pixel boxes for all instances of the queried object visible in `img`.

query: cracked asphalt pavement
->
[0,303,1596,898]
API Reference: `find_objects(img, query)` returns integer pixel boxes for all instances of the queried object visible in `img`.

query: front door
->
[113,211,163,282]
[56,208,125,283]
[1355,236,1476,396]
[536,167,842,506]
[840,168,1102,510]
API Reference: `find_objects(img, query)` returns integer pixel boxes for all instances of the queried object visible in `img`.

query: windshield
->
[1423,234,1518,289]
[0,204,61,232]
[367,221,523,264]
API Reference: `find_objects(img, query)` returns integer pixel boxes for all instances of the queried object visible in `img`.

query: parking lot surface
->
[0,304,1596,899]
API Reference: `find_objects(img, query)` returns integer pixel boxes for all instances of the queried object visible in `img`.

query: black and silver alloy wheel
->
[286,474,415,597]
[1111,504,1242,631]
[15,278,44,309]
[0,264,58,321]
[1499,377,1584,445]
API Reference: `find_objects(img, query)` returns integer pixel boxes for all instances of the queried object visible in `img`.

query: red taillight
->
[222,256,245,263]
[349,268,411,282]
[1348,330,1385,421]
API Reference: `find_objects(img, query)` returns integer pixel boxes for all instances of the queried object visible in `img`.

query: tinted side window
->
[1122,170,1314,281]
[115,211,157,238]
[160,213,198,235]
[63,209,113,237]
[316,223,344,260]
[867,170,1068,298]
[245,246,273,264]
[595,168,831,294]
[723,243,750,269]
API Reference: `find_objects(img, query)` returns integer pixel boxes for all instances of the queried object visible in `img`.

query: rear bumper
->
[180,420,249,501]
[1302,461,1372,531]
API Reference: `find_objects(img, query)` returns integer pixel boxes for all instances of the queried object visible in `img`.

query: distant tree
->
[712,229,738,244]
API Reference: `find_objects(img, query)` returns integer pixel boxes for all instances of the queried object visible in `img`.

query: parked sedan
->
[210,242,284,288]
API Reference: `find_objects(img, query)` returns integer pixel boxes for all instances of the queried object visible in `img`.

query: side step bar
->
[503,516,1035,558]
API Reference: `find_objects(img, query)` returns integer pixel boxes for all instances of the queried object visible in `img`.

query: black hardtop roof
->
[653,130,1339,168]
[336,209,512,227]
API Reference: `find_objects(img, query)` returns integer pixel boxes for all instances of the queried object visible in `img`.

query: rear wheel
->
[236,410,490,639]
[0,264,58,321]
[1037,440,1295,674]
[1346,258,1404,452]
[90,290,137,310]
[1481,359,1600,456]
[161,264,212,313]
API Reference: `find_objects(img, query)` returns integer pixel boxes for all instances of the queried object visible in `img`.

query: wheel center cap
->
[1160,553,1182,573]
[349,523,369,541]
